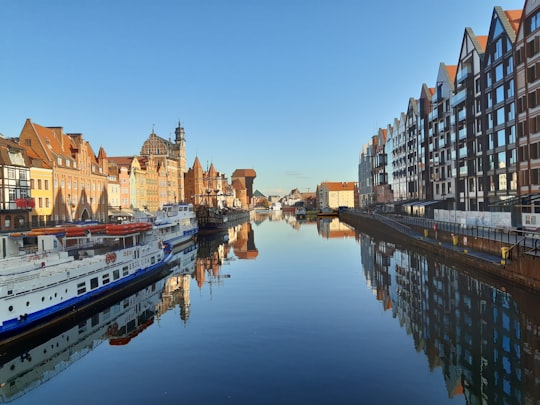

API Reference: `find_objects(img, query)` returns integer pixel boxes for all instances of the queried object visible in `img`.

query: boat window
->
[102,274,110,285]
[90,277,98,289]
[151,256,155,264]
[77,282,86,295]
[122,266,129,277]
[113,270,120,280]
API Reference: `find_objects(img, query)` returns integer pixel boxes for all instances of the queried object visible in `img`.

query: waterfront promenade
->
[340,209,540,292]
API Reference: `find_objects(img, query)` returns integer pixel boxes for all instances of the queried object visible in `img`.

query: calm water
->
[2,211,539,404]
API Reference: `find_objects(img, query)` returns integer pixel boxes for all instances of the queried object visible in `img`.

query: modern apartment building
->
[390,114,408,202]
[358,3,539,224]
[405,98,420,201]
[423,63,458,209]
[482,7,521,209]
[515,0,540,219]
[452,28,488,211]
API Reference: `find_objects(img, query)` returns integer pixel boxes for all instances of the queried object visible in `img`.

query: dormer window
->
[57,157,62,166]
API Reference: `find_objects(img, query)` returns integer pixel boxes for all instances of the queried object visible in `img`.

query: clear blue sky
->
[0,0,524,196]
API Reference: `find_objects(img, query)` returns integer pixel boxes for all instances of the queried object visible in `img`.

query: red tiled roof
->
[232,169,256,177]
[445,65,457,82]
[504,10,522,33]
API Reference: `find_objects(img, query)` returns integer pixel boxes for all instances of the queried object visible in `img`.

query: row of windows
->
[77,267,129,295]
[520,167,540,186]
[5,168,28,179]
[518,141,540,161]
[30,179,49,190]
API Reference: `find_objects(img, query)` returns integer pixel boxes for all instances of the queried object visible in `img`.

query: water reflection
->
[358,232,540,404]
[0,241,198,403]
[193,222,257,292]
[317,217,355,239]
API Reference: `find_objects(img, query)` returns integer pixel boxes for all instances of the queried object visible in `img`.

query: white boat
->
[153,203,199,250]
[270,202,282,211]
[0,221,176,338]
[0,241,198,402]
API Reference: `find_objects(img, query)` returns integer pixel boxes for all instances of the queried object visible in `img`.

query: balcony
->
[458,108,467,122]
[456,67,470,84]
[450,89,467,108]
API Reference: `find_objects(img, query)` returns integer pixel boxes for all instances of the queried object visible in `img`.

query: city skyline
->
[1,0,524,196]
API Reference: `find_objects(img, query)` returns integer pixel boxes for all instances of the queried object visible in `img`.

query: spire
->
[175,120,185,143]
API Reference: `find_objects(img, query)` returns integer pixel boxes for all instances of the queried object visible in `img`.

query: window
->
[497,129,505,147]
[506,79,514,98]
[495,63,504,82]
[527,36,540,58]
[499,173,507,191]
[44,180,49,190]
[496,107,505,125]
[498,151,506,169]
[509,126,516,144]
[30,179,34,189]
[507,102,515,121]
[90,277,98,289]
[527,10,540,35]
[122,266,129,276]
[77,282,86,295]
[494,38,503,60]
[113,269,120,280]
[505,56,513,75]
[495,85,504,104]
[102,274,110,285]
[37,179,42,189]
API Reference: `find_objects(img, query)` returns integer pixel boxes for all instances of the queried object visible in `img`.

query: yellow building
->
[29,166,54,227]
[317,181,356,210]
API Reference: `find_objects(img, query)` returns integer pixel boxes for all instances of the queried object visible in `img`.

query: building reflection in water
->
[156,243,198,324]
[194,221,258,292]
[358,232,540,404]
[317,217,355,239]
[0,241,198,403]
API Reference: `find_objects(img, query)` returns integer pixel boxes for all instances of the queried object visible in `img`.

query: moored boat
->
[0,221,172,339]
[153,202,199,251]
[196,206,250,233]
[295,206,307,219]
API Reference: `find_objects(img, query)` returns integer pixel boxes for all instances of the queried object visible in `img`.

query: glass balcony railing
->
[456,68,470,84]
[450,89,467,107]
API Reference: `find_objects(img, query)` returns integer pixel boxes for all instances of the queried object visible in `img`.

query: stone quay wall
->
[340,211,540,292]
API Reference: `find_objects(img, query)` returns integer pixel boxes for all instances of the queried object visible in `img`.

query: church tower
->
[174,121,186,201]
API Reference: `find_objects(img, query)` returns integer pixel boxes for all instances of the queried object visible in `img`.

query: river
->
[2,211,539,404]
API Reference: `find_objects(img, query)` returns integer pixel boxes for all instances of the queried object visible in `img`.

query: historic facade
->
[18,119,109,223]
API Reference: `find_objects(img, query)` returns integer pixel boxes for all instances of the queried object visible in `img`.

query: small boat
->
[295,206,307,219]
